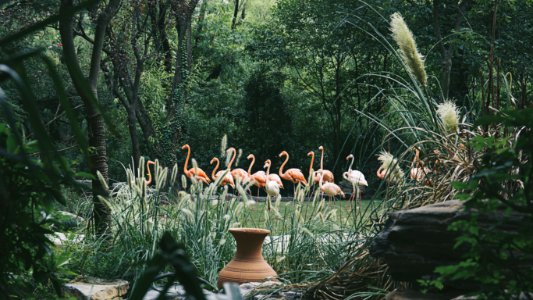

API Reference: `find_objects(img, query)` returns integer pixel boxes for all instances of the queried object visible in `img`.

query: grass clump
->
[64,158,378,290]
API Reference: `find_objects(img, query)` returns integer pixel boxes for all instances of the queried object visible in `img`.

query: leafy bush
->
[423,108,533,298]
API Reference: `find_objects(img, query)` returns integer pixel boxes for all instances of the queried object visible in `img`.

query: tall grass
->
[65,158,380,290]
[304,8,494,299]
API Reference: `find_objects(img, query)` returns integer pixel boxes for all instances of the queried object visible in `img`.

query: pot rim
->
[229,227,270,235]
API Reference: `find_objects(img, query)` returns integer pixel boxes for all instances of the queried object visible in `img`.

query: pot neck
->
[231,230,268,260]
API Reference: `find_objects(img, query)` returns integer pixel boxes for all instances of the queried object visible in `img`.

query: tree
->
[102,0,155,167]
[59,0,121,234]
[243,65,292,162]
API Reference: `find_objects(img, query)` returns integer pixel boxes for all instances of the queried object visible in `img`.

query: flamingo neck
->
[342,171,349,181]
[377,167,386,179]
[146,161,153,185]
[183,146,191,174]
[247,155,255,175]
[348,156,354,172]
[320,147,325,170]
[211,158,219,180]
[266,163,271,177]
[308,153,314,178]
[279,153,289,176]
[228,148,236,169]
[415,148,422,168]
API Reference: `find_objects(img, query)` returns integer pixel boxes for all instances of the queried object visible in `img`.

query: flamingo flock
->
[145,144,368,202]
[146,143,436,204]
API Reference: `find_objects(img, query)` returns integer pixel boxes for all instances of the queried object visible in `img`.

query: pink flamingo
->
[210,157,235,188]
[181,144,211,184]
[314,145,334,184]
[319,168,345,199]
[227,147,250,185]
[410,147,431,182]
[247,154,266,196]
[343,154,368,204]
[278,151,308,187]
[145,160,156,185]
[264,159,281,198]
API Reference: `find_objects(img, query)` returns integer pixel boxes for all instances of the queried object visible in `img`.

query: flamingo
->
[262,159,283,189]
[376,151,404,183]
[264,159,281,198]
[145,160,156,185]
[210,157,235,188]
[227,147,250,185]
[181,144,211,184]
[409,147,431,183]
[313,145,334,184]
[319,167,345,199]
[343,154,368,203]
[278,151,308,187]
[247,154,266,196]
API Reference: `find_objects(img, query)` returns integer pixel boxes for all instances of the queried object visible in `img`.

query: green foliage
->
[242,65,292,160]
[129,232,207,300]
[67,158,377,288]
[423,108,533,298]
[0,49,85,300]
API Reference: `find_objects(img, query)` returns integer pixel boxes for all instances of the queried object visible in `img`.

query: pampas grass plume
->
[390,12,427,86]
[436,101,460,133]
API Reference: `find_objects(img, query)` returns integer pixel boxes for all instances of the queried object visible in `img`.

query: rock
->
[370,200,530,293]
[238,281,281,297]
[50,210,85,231]
[46,231,85,246]
[143,282,242,300]
[370,200,466,282]
[64,278,129,300]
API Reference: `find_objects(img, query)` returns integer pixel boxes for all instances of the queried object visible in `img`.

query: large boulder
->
[370,200,466,282]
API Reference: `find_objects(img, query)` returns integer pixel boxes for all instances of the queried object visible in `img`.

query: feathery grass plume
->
[225,148,232,167]
[236,183,249,202]
[220,134,228,157]
[96,170,109,192]
[170,163,178,186]
[390,12,427,86]
[436,100,460,133]
[301,226,314,238]
[236,148,243,166]
[235,202,244,215]
[180,208,194,221]
[137,156,145,179]
[377,151,395,170]
[181,174,188,189]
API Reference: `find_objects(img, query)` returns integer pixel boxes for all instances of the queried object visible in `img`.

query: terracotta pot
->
[217,228,277,288]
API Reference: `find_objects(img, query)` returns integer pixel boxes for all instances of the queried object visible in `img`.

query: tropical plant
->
[421,108,533,298]
[0,2,92,296]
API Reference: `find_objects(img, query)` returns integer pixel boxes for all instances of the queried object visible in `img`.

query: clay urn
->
[217,228,277,288]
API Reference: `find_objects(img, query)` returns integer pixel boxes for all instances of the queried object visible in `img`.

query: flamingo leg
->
[355,186,361,211]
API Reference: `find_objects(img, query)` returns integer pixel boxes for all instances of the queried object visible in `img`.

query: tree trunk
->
[231,0,239,30]
[136,100,157,145]
[59,0,120,235]
[127,106,141,165]
[195,0,208,48]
